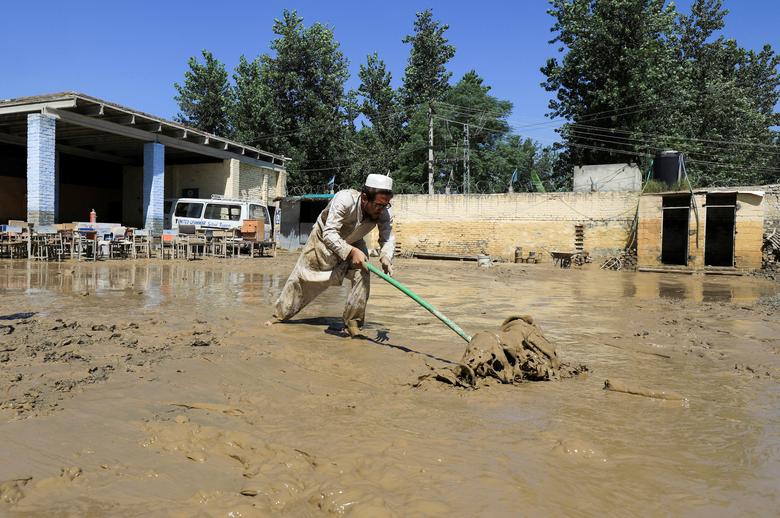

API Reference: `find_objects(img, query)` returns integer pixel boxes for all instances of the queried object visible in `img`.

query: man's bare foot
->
[345,319,362,338]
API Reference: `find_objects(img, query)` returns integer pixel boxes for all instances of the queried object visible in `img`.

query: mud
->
[0,256,779,515]
[418,315,586,388]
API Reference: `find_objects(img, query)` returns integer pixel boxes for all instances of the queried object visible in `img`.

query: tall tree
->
[230,55,273,147]
[352,53,404,176]
[676,0,780,185]
[542,0,780,186]
[435,71,512,192]
[174,50,232,136]
[401,9,456,193]
[541,0,682,170]
[259,10,351,187]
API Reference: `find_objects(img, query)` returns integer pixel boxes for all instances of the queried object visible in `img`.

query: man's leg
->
[273,267,330,321]
[342,266,370,335]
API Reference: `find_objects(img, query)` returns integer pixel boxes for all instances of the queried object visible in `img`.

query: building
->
[0,92,288,230]
[637,186,780,271]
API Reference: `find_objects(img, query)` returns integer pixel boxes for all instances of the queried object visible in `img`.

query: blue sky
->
[2,0,778,145]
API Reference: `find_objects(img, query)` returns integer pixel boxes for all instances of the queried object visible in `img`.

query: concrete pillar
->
[261,172,269,204]
[143,142,165,232]
[227,158,240,198]
[26,113,57,226]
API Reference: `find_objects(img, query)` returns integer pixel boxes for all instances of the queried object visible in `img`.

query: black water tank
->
[653,150,682,186]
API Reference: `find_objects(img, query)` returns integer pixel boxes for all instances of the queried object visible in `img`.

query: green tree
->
[174,50,232,136]
[542,0,780,186]
[400,9,456,192]
[541,0,682,170]
[433,71,512,192]
[230,55,273,146]
[675,0,780,185]
[352,53,404,176]
[396,70,554,194]
[259,10,351,187]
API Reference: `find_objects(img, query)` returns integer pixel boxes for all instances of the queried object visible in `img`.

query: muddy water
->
[0,256,778,516]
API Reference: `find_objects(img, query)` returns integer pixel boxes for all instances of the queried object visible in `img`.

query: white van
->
[164,197,272,241]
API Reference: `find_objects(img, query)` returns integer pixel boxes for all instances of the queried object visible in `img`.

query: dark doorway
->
[704,194,736,267]
[661,194,691,265]
[298,199,329,245]
[59,155,123,223]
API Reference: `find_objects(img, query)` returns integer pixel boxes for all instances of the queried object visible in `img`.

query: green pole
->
[365,262,472,343]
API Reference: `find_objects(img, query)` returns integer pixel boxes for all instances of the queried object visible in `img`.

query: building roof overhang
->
[0,92,288,171]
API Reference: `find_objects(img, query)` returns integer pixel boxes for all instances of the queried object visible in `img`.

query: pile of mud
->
[418,315,586,388]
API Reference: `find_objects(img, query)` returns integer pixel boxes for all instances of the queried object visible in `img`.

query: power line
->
[570,123,780,151]
[567,127,780,165]
[555,132,780,176]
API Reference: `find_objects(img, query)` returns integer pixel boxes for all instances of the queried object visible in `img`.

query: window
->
[204,203,241,221]
[249,204,266,221]
[175,202,203,218]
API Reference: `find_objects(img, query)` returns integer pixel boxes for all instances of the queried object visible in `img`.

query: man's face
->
[360,192,392,221]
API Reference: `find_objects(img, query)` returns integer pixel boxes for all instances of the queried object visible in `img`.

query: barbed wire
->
[283,179,559,196]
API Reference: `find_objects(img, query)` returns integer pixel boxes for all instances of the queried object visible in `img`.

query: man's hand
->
[380,256,394,277]
[348,246,368,270]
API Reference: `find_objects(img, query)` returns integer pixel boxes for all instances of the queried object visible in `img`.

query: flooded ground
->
[0,255,778,516]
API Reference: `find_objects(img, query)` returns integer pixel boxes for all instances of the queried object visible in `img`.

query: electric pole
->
[427,103,434,195]
[463,123,470,194]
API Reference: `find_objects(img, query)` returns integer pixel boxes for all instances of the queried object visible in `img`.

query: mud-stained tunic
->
[273,189,395,325]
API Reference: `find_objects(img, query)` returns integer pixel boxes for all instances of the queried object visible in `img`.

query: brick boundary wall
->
[369,192,640,261]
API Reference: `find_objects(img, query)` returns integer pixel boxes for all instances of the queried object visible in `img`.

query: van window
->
[249,204,266,221]
[175,202,204,218]
[204,203,241,221]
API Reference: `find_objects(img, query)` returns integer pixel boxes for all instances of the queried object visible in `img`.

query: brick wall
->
[637,195,662,267]
[764,188,780,235]
[734,192,765,269]
[238,162,279,204]
[26,113,56,225]
[369,192,639,261]
[166,160,232,199]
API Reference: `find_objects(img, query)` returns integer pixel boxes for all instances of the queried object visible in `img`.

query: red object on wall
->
[89,208,97,224]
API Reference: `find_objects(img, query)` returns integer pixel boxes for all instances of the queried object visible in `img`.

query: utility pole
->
[427,103,434,195]
[463,123,470,195]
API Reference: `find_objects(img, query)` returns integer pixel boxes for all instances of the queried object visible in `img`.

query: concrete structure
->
[26,113,57,225]
[0,92,288,228]
[277,194,334,251]
[637,188,769,271]
[362,192,640,261]
[573,163,642,192]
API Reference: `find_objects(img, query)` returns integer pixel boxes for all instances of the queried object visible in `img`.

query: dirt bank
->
[0,256,778,515]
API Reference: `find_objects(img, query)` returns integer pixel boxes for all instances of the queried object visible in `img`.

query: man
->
[271,174,395,337]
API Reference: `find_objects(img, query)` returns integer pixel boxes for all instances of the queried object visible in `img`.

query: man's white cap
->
[365,173,393,191]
